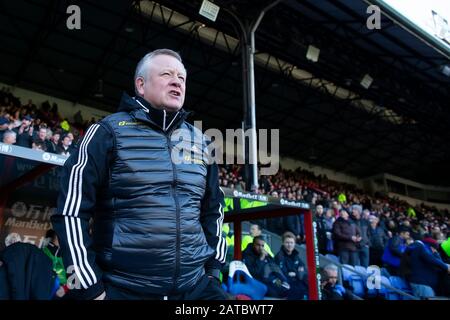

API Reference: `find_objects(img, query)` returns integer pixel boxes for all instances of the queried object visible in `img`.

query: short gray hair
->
[3,130,16,139]
[134,49,183,94]
[323,263,338,274]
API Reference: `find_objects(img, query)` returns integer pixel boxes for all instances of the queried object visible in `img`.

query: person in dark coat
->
[367,216,389,266]
[382,226,410,275]
[314,205,328,254]
[332,209,361,266]
[350,205,370,267]
[282,214,304,244]
[320,264,358,300]
[403,238,450,298]
[243,236,290,298]
[51,49,227,300]
[0,242,58,300]
[274,232,309,300]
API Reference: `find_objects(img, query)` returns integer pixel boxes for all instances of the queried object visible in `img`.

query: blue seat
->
[378,276,391,299]
[341,264,355,282]
[325,254,339,264]
[348,275,365,298]
[389,276,413,300]
[366,274,392,299]
[380,267,391,278]
[354,266,367,280]
[228,270,267,300]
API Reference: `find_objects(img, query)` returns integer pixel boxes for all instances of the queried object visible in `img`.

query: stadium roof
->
[1,0,449,185]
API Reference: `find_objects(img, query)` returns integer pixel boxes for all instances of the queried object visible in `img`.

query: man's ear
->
[135,77,145,96]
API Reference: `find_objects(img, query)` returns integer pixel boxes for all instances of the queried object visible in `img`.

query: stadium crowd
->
[219,164,450,299]
[0,87,95,156]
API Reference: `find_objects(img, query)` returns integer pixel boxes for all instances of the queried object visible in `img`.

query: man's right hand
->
[259,250,267,260]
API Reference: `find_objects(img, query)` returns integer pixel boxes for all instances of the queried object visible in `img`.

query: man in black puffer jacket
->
[51,49,227,300]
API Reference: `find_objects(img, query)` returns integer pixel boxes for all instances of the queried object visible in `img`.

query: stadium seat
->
[227,261,267,300]
[380,267,391,278]
[354,266,367,280]
[348,275,365,298]
[325,254,339,264]
[378,276,391,299]
[389,276,413,300]
[341,264,355,282]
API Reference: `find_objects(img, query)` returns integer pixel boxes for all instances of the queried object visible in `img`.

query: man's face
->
[136,54,186,112]
[52,133,60,143]
[316,205,323,216]
[341,211,349,220]
[326,270,338,286]
[38,128,47,140]
[352,209,361,220]
[283,237,296,254]
[63,137,71,146]
[22,119,31,127]
[250,225,261,237]
[400,231,410,240]
[253,239,265,256]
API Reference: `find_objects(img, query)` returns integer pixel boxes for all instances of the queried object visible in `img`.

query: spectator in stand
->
[274,232,309,299]
[283,213,305,244]
[242,236,290,298]
[331,200,341,218]
[362,209,371,221]
[32,139,47,151]
[315,205,328,254]
[332,209,361,266]
[13,115,34,148]
[2,130,16,145]
[47,131,60,154]
[351,205,370,267]
[324,209,335,254]
[57,134,72,156]
[33,126,50,151]
[367,216,388,266]
[0,114,11,140]
[437,237,450,296]
[241,223,274,258]
[382,226,410,275]
[410,220,425,241]
[402,237,450,299]
[320,264,358,300]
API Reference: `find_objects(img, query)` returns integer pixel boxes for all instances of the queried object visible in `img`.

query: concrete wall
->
[280,156,362,188]
[388,192,450,211]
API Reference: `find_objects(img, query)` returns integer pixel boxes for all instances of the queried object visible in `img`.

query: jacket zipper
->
[166,134,180,292]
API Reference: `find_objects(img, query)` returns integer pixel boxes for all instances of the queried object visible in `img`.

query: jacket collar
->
[118,92,190,132]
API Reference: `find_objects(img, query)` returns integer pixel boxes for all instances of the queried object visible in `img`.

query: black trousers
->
[105,274,229,300]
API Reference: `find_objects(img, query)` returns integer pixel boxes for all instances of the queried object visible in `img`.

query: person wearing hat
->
[402,238,450,299]
[13,115,34,148]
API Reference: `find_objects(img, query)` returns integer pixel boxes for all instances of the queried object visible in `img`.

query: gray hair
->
[134,49,183,95]
[323,263,339,274]
[3,129,16,139]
